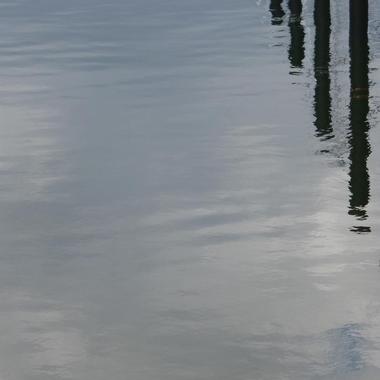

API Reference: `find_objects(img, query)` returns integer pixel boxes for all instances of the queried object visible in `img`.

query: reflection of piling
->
[350,0,369,97]
[348,0,371,222]
[314,0,333,140]
[288,0,305,69]
[270,0,285,25]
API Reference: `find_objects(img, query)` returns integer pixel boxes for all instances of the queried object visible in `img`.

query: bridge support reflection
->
[270,0,285,25]
[348,0,371,230]
[314,0,333,141]
[269,0,372,232]
[288,0,305,69]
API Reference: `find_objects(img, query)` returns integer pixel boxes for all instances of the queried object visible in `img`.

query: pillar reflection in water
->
[348,0,371,231]
[288,0,305,70]
[314,0,333,142]
[270,0,285,25]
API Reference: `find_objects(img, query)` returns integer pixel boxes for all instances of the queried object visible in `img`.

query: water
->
[1,0,380,379]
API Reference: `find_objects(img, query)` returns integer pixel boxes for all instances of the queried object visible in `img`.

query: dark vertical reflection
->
[348,0,371,230]
[314,0,333,142]
[270,0,285,25]
[288,0,305,69]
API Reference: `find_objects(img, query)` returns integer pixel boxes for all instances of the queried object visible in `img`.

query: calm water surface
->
[2,0,380,379]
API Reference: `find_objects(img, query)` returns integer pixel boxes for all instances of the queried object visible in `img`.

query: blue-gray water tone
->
[2,0,380,379]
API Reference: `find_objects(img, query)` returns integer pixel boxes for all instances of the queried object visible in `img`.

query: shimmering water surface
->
[2,0,380,379]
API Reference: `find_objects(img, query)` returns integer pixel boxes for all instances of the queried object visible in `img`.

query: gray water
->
[1,0,380,379]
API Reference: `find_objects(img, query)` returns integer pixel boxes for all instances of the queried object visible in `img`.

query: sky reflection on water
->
[0,0,380,379]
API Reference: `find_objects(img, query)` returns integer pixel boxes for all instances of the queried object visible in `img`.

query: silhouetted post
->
[270,0,285,25]
[288,0,305,69]
[348,0,371,225]
[314,0,333,140]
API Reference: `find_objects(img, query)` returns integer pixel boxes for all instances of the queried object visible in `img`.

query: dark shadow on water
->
[348,0,371,228]
[288,0,305,71]
[270,0,285,25]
